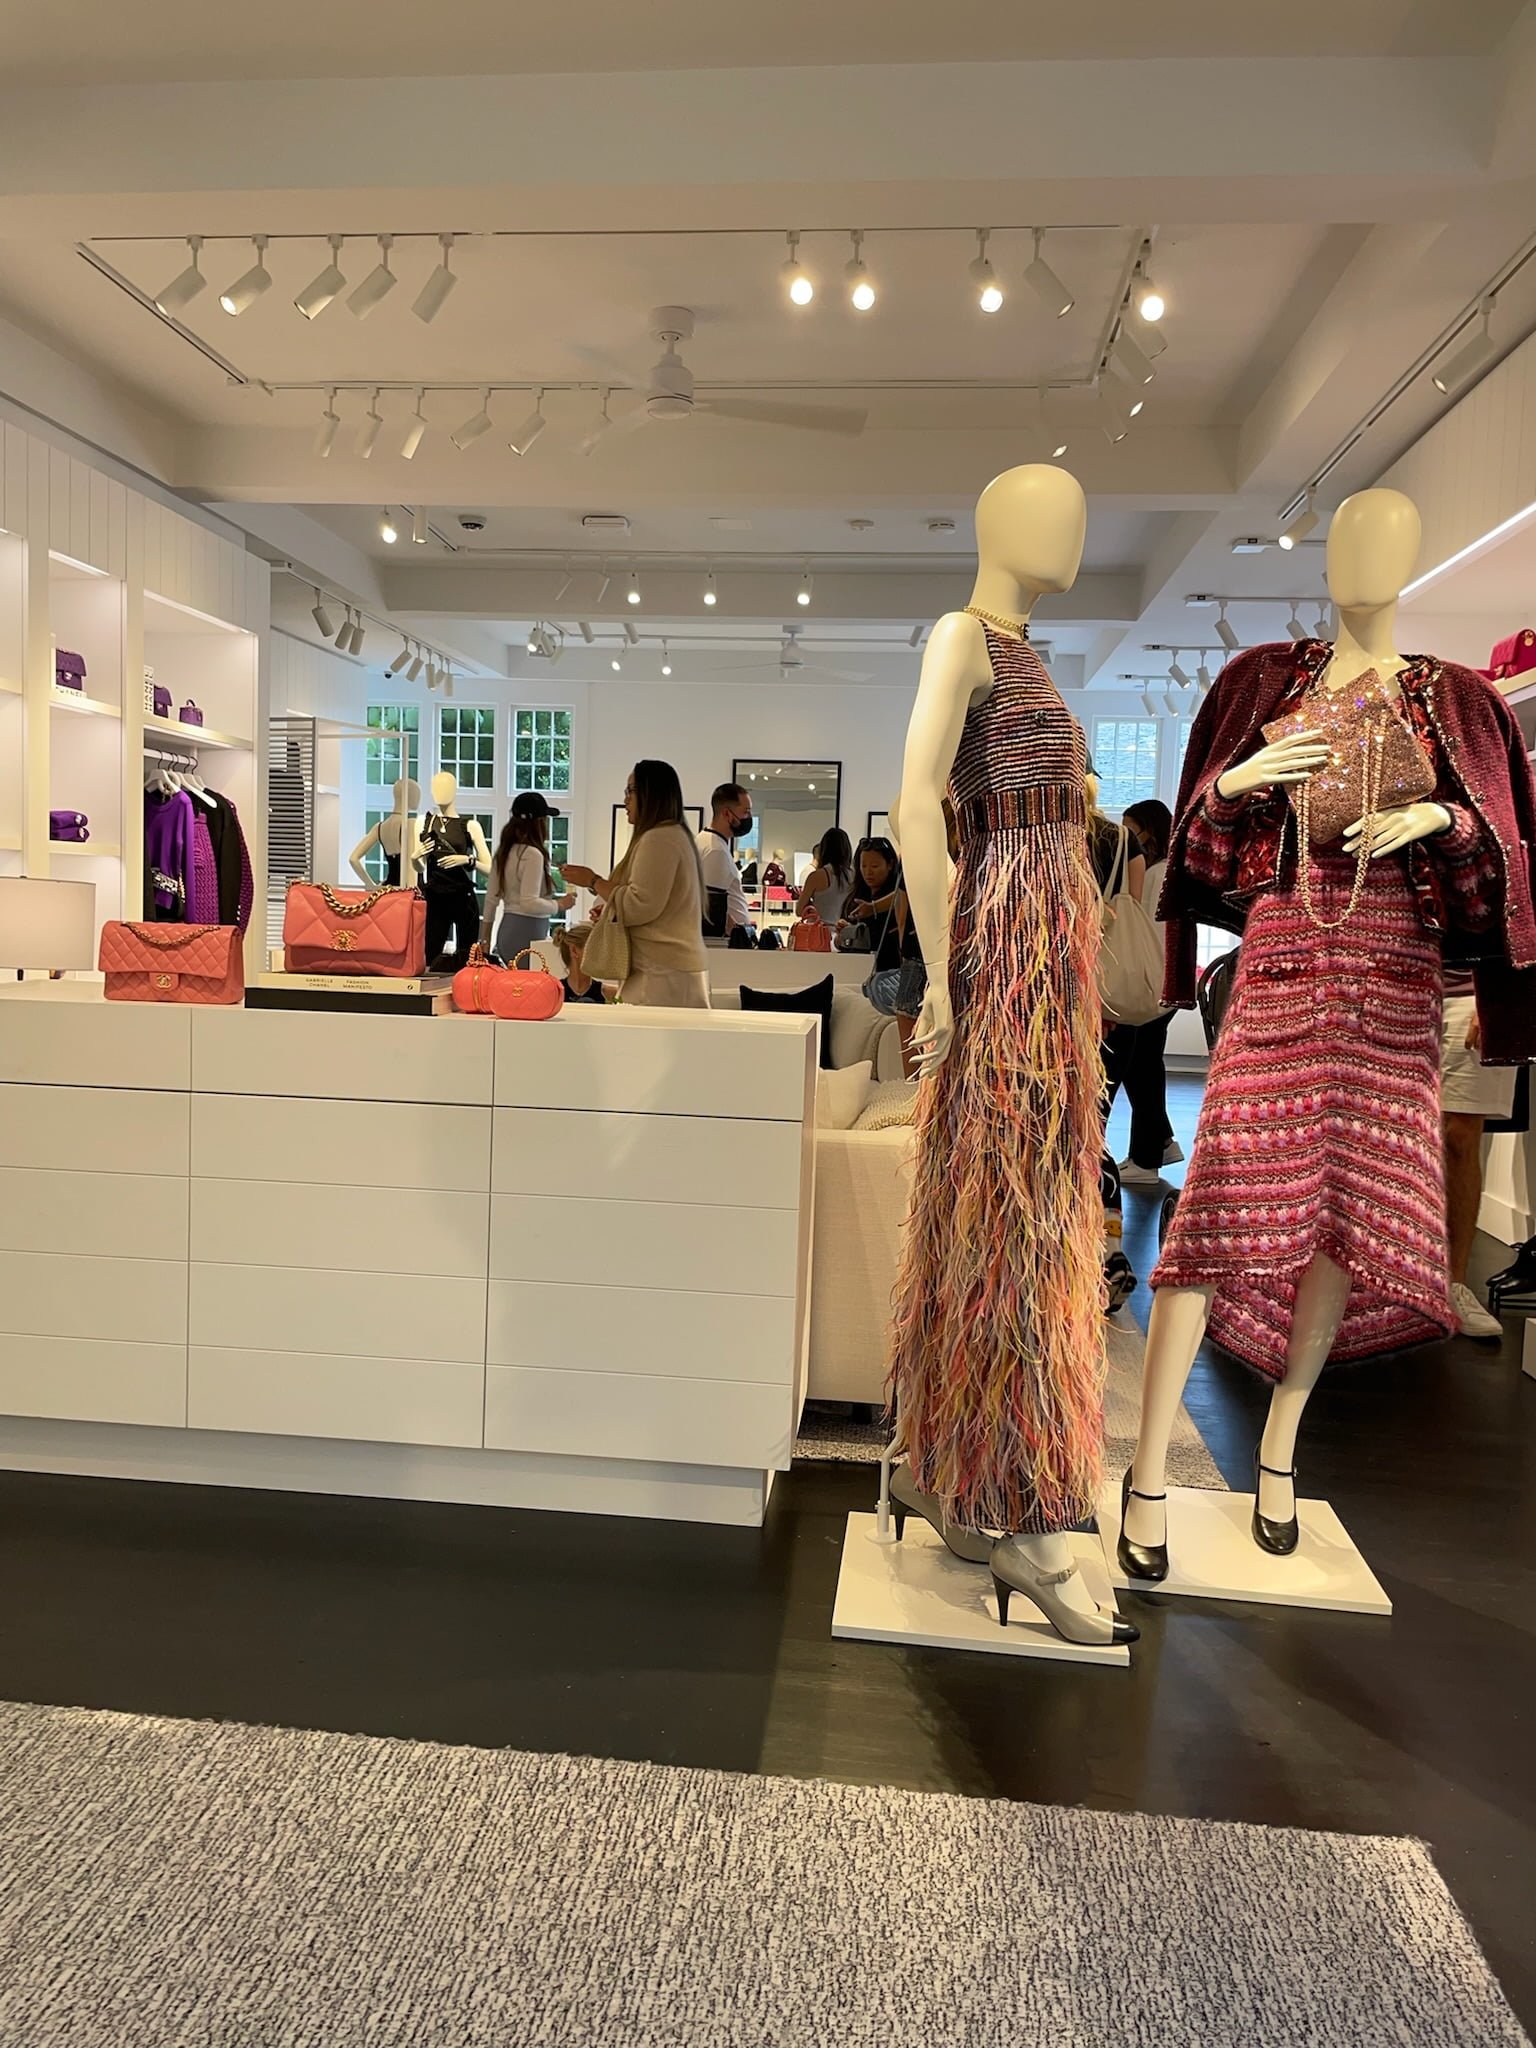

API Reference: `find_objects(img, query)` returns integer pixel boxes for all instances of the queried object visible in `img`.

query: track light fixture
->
[1168,655,1194,691]
[405,647,424,682]
[782,231,814,307]
[1196,659,1212,691]
[1133,259,1166,323]
[358,391,384,460]
[347,615,367,658]
[703,571,718,606]
[508,391,547,456]
[1286,608,1307,643]
[1314,603,1331,636]
[1036,385,1068,460]
[400,391,428,461]
[661,641,673,677]
[1123,303,1168,361]
[578,622,595,644]
[310,589,336,638]
[412,233,458,324]
[387,638,412,675]
[845,231,876,312]
[1214,603,1241,652]
[611,650,623,673]
[412,506,428,546]
[1432,296,1497,395]
[295,237,347,321]
[969,229,1004,314]
[1112,325,1156,386]
[1024,229,1073,318]
[313,389,341,459]
[452,390,494,450]
[626,567,641,606]
[796,568,813,608]
[219,235,271,317]
[1108,363,1145,418]
[154,236,206,317]
[348,235,397,319]
[1098,384,1129,445]
[1279,488,1319,551]
[378,508,398,545]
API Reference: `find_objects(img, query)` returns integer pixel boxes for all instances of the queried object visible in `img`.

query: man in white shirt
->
[697,781,755,938]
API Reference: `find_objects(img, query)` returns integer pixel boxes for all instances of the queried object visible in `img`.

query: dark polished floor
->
[2,1075,1534,2031]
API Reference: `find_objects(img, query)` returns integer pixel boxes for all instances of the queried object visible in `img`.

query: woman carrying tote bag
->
[562,759,710,1009]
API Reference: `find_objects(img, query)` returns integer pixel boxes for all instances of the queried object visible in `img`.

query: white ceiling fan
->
[572,308,866,454]
[710,626,873,683]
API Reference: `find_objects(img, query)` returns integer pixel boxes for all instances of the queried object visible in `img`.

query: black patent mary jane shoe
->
[1252,1450,1300,1556]
[1117,1464,1170,1583]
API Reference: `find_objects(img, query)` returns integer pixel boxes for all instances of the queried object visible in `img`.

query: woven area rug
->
[0,1702,1523,2048]
[796,1316,1228,1491]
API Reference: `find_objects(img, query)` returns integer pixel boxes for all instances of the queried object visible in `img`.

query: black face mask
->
[731,813,754,840]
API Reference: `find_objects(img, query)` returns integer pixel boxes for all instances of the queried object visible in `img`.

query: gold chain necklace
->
[964,604,1030,640]
[1294,727,1386,932]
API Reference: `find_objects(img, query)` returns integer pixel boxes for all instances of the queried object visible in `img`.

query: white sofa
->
[712,984,912,1407]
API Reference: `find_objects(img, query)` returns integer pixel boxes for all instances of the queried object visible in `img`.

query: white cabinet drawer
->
[188,1347,484,1449]
[190,1262,486,1364]
[191,1180,489,1279]
[484,1364,788,1468]
[491,1108,801,1208]
[0,1084,189,1176]
[0,1167,187,1259]
[0,1000,191,1090]
[192,1009,495,1105]
[490,1193,797,1296]
[492,1013,814,1120]
[0,1250,187,1343]
[486,1278,795,1382]
[191,1094,492,1192]
[0,1333,186,1428]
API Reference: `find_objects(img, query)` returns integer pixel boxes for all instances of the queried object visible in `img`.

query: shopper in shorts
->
[1441,974,1514,1338]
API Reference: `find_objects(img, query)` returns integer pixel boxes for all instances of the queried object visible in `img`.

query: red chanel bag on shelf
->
[451,943,504,1015]
[489,947,563,1021]
[99,922,244,1005]
[789,915,834,953]
[282,882,427,977]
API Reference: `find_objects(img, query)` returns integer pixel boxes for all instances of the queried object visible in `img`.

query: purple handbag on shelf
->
[153,684,172,719]
[178,699,204,728]
[54,650,86,692]
[49,809,89,843]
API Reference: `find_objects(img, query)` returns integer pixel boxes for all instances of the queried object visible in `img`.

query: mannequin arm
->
[412,812,431,871]
[466,819,492,875]
[348,823,381,887]
[1341,801,1453,859]
[896,613,989,1075]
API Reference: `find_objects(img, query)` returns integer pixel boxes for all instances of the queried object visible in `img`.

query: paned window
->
[360,807,391,885]
[438,706,496,792]
[1091,717,1160,817]
[365,704,419,789]
[512,708,573,794]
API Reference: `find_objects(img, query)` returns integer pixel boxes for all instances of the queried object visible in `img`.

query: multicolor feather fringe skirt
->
[886,815,1108,1535]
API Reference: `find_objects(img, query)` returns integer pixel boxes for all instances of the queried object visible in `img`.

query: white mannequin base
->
[831,1513,1132,1667]
[1096,1483,1391,1616]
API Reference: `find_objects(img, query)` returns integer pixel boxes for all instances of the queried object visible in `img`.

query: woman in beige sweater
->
[562,759,710,1008]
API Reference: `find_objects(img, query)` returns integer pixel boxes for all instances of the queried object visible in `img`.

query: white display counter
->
[0,988,818,1526]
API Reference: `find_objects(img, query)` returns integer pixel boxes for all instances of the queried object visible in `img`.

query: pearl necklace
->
[964,604,1030,640]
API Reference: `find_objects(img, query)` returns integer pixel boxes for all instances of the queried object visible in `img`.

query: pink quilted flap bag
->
[99,922,245,1005]
[282,881,427,977]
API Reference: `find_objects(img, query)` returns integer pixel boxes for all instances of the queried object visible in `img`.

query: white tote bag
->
[1098,826,1165,1026]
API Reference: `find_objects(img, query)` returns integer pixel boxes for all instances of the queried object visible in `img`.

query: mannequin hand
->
[1341,801,1453,859]
[910,984,954,1081]
[435,851,473,869]
[1215,730,1331,800]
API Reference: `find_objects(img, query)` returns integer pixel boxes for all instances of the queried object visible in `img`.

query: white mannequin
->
[414,771,491,878]
[1124,486,1454,1560]
[349,778,419,885]
[883,462,1131,1648]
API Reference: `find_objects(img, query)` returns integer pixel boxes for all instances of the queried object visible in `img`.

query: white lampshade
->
[0,875,97,970]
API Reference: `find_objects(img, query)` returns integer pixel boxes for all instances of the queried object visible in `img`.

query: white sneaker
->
[1161,1141,1185,1165]
[1450,1281,1502,1340]
[1117,1158,1164,1186]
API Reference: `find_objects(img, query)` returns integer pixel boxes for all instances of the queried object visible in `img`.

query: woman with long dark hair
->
[797,825,855,928]
[562,759,709,1007]
[1105,796,1180,1182]
[482,792,575,964]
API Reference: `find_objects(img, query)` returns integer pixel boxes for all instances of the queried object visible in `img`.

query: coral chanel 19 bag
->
[282,882,427,977]
[99,922,244,1004]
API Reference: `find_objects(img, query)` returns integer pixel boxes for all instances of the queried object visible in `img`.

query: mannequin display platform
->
[349,778,419,887]
[415,771,490,973]
[1122,487,1536,1589]
[863,464,1129,1653]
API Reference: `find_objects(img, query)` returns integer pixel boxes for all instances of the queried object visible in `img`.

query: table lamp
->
[0,875,97,978]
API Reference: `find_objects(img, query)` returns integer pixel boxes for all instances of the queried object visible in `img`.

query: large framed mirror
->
[732,759,842,888]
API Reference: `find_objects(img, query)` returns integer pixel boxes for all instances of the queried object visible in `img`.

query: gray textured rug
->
[0,1702,1523,2048]
[797,1317,1228,1490]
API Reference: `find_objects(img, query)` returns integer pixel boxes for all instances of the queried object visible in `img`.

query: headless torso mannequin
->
[883,463,1133,1648]
[1124,488,1454,1563]
[349,778,419,886]
[415,771,491,971]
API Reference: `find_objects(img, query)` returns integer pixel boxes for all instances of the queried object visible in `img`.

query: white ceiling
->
[4,1,1519,86]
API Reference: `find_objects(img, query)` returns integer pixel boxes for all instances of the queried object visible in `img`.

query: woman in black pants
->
[1103,799,1180,1184]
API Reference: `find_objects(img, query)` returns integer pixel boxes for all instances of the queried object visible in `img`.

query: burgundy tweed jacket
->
[1159,642,1536,1065]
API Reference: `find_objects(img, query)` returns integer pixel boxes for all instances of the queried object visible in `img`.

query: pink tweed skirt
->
[1153,852,1456,1378]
